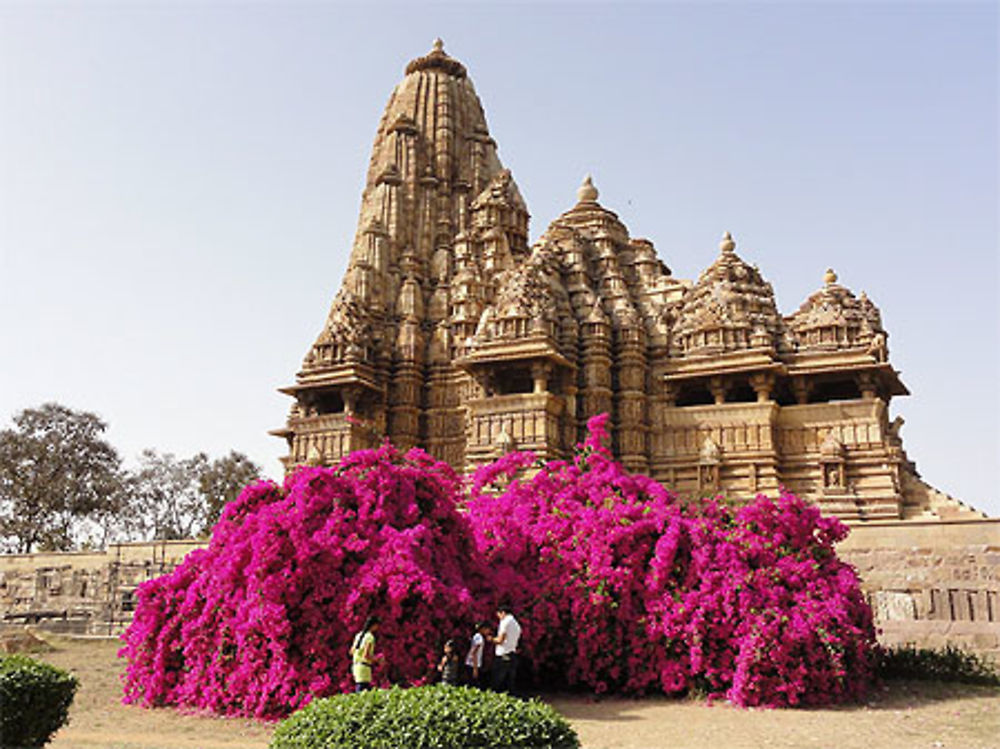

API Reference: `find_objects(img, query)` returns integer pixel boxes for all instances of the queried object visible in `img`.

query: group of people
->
[349,604,522,694]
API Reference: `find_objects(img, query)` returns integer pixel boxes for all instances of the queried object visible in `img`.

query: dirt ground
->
[32,637,1000,749]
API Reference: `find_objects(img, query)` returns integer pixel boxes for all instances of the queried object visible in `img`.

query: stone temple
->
[1,42,994,656]
[273,40,980,523]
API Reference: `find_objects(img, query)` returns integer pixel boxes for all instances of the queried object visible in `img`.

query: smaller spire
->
[719,231,735,254]
[824,268,838,285]
[432,38,444,53]
[577,174,599,203]
[586,298,609,324]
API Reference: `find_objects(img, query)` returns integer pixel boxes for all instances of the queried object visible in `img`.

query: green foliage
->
[269,685,580,749]
[0,402,261,550]
[878,644,1000,686]
[0,654,78,749]
[0,403,123,552]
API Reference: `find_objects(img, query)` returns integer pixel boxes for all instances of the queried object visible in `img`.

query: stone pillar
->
[389,316,424,452]
[857,371,878,400]
[531,361,551,394]
[662,381,678,408]
[749,372,775,403]
[615,323,649,473]
[792,376,812,405]
[708,376,728,405]
[581,303,614,424]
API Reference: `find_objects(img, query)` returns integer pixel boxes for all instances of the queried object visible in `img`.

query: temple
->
[272,41,981,522]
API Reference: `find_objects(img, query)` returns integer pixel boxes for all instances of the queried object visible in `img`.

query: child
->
[438,638,461,686]
[464,622,491,686]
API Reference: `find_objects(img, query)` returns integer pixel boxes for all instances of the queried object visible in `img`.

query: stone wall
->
[0,540,205,635]
[838,518,1000,662]
[1,521,998,663]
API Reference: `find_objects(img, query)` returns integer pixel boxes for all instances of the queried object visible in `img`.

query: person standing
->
[438,639,461,685]
[490,604,521,694]
[464,621,491,686]
[350,615,380,691]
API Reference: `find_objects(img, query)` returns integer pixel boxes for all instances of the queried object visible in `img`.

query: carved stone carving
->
[273,41,977,524]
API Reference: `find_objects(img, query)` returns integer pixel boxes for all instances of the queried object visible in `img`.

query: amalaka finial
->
[405,38,466,78]
[577,174,599,203]
[824,268,838,285]
[719,231,736,253]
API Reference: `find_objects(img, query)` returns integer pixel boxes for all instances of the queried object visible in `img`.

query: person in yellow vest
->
[350,615,380,691]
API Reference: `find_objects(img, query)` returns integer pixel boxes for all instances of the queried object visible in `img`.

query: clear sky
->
[1,2,997,516]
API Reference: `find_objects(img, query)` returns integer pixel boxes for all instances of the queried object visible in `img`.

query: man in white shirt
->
[491,604,521,693]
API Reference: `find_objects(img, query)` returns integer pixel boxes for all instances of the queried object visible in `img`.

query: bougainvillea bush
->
[120,445,485,718]
[465,414,877,707]
[121,413,877,716]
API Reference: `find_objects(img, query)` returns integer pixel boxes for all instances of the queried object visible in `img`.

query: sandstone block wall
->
[0,541,205,635]
[1,522,997,664]
[838,519,1000,662]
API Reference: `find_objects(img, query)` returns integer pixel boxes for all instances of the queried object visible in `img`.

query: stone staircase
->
[900,469,988,521]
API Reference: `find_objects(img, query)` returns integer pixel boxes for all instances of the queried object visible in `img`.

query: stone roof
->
[670,233,786,357]
[786,269,886,354]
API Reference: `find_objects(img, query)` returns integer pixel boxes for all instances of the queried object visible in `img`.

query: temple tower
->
[274,42,983,523]
[273,40,529,469]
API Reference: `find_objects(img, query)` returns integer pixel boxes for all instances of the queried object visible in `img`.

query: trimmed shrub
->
[0,654,78,749]
[269,685,580,749]
[878,644,1000,686]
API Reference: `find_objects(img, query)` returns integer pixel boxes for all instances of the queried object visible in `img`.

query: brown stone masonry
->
[0,541,204,636]
[271,41,987,526]
[838,519,1000,662]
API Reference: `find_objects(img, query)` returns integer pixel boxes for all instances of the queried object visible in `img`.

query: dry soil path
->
[34,638,1000,749]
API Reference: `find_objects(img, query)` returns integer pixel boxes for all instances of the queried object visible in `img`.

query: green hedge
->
[0,654,78,749]
[270,685,580,749]
[878,644,1000,686]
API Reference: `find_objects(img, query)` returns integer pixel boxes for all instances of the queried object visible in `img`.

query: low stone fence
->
[1,522,998,663]
[838,518,1000,662]
[0,540,206,636]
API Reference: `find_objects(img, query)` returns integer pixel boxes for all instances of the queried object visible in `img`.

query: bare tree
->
[198,450,261,533]
[125,450,209,540]
[122,449,261,540]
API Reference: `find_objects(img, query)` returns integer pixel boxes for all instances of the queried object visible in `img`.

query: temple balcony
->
[656,401,781,460]
[463,392,569,471]
[279,412,379,470]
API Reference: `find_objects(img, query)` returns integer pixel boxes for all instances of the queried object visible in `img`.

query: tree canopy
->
[0,403,262,552]
[0,403,122,553]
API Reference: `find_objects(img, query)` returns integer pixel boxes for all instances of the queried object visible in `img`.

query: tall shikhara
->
[274,41,981,522]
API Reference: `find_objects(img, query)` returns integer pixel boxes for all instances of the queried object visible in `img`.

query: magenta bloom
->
[466,413,877,706]
[121,414,877,715]
[120,444,484,718]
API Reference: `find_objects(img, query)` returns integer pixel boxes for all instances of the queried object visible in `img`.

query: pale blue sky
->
[1,2,997,515]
